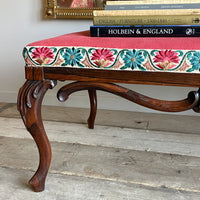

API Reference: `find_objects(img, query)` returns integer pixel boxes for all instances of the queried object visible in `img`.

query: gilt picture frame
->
[44,0,105,19]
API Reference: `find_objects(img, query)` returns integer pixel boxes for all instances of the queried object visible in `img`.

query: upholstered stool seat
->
[24,30,200,73]
[18,30,200,192]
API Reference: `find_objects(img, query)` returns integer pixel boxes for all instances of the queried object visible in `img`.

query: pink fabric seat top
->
[24,30,200,73]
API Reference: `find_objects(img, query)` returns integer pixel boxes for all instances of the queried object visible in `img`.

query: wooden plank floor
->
[0,103,200,199]
[1,103,200,134]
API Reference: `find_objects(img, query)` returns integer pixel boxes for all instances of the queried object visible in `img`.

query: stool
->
[17,30,200,192]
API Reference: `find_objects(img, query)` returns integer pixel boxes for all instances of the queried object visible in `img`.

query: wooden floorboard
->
[1,167,200,200]
[0,117,200,157]
[0,102,200,134]
[1,136,200,194]
[1,103,200,199]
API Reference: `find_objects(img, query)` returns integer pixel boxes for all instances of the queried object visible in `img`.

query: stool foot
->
[29,175,45,192]
[17,80,57,192]
[88,89,97,129]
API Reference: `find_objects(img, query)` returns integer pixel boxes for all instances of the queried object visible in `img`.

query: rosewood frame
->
[17,66,200,192]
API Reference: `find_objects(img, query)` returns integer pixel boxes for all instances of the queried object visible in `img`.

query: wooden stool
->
[18,30,200,192]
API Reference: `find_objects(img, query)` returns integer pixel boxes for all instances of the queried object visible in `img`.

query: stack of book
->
[90,0,200,37]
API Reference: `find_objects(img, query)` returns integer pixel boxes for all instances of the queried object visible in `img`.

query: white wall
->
[0,0,199,116]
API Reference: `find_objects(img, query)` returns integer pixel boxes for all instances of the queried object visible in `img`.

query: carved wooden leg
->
[87,89,97,129]
[17,80,57,192]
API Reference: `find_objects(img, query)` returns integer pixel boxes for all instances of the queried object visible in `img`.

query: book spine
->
[90,25,200,37]
[93,9,200,16]
[106,0,200,5]
[93,15,200,26]
[105,4,200,10]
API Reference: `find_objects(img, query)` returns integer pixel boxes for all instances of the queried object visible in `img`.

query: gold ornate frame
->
[44,0,104,19]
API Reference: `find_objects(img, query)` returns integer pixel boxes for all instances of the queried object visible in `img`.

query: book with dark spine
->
[90,25,200,37]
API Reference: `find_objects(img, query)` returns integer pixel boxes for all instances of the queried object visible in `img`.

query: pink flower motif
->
[178,60,190,71]
[82,57,93,68]
[25,57,34,66]
[91,48,114,67]
[112,59,123,69]
[32,47,54,65]
[153,50,180,70]
[143,60,155,71]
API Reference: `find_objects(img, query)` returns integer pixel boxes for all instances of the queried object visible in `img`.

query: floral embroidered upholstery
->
[24,30,200,73]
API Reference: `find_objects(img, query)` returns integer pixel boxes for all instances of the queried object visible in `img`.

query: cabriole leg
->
[17,80,57,192]
[88,89,97,129]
